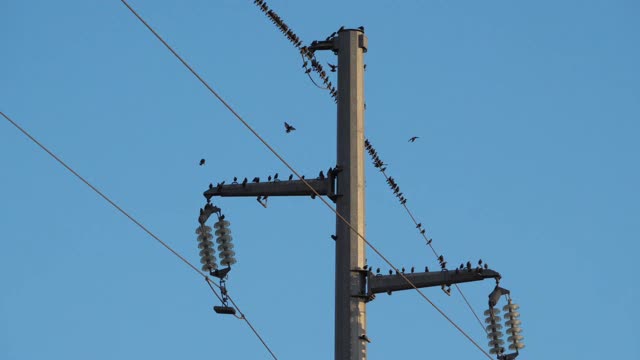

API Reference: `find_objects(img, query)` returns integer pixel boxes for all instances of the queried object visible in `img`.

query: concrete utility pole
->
[203,28,501,360]
[333,29,368,360]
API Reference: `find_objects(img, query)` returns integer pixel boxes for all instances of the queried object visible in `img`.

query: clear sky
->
[2,1,639,359]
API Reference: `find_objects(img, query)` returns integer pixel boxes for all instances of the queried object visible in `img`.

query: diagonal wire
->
[250,0,489,340]
[116,1,492,357]
[368,139,488,334]
[1,110,278,360]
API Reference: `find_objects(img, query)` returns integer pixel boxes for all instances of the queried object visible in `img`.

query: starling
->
[416,223,422,229]
[252,177,260,183]
[408,136,419,143]
[359,334,371,343]
[319,170,325,179]
[288,174,294,181]
[411,266,415,273]
[401,267,405,273]
[232,177,238,184]
[242,177,248,187]
[466,261,472,270]
[478,259,483,266]
[358,26,365,31]
[389,269,393,275]
[274,173,279,180]
[328,63,337,72]
[199,159,206,166]
[209,183,213,190]
[330,234,337,241]
[268,175,272,182]
[376,268,380,274]
[284,122,296,133]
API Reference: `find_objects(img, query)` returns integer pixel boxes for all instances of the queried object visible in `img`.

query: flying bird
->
[199,159,206,166]
[408,136,419,143]
[328,63,337,72]
[284,122,296,133]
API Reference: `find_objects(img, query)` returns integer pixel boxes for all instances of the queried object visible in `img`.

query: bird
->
[252,177,260,183]
[209,183,213,190]
[330,234,337,241]
[484,263,489,269]
[268,175,272,182]
[318,170,325,179]
[466,261,472,270]
[284,122,296,133]
[242,177,248,187]
[401,267,405,273]
[478,259,483,266]
[273,173,279,181]
[288,174,293,181]
[388,269,393,275]
[232,177,238,184]
[358,26,365,32]
[411,266,415,273]
[199,159,206,166]
[328,63,337,72]
[359,334,371,343]
[408,136,419,143]
[426,238,432,245]
[376,268,380,274]
[416,223,422,229]
[424,266,429,272]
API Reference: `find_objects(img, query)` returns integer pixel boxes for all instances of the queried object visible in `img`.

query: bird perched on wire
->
[408,136,419,143]
[199,158,206,166]
[284,122,296,133]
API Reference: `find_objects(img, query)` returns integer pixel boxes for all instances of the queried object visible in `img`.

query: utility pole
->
[333,29,368,360]
[203,28,501,360]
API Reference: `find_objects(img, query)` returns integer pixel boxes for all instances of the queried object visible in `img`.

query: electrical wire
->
[253,0,487,333]
[366,138,488,334]
[116,2,493,357]
[1,110,278,360]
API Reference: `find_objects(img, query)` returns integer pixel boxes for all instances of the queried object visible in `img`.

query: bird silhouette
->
[401,267,405,273]
[318,170,325,179]
[408,136,419,143]
[288,174,294,181]
[284,122,296,133]
[199,159,206,166]
[376,268,380,274]
[389,269,393,275]
[358,26,365,31]
[328,63,337,72]
[359,334,371,343]
[411,266,415,273]
[274,173,279,181]
[242,177,248,187]
[416,223,422,229]
[425,266,429,272]
[330,234,337,241]
[232,177,238,184]
[252,177,260,183]
[209,183,213,190]
[268,175,272,182]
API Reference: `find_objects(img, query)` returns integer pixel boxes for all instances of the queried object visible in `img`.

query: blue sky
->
[1,1,638,359]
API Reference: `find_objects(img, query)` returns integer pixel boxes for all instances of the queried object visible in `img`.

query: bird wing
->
[284,122,290,128]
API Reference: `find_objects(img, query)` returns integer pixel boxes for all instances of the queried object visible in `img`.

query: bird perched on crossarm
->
[284,122,296,133]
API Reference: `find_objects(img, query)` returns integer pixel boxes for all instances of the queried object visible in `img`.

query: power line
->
[1,110,278,360]
[249,0,491,347]
[252,0,488,338]
[116,1,492,357]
